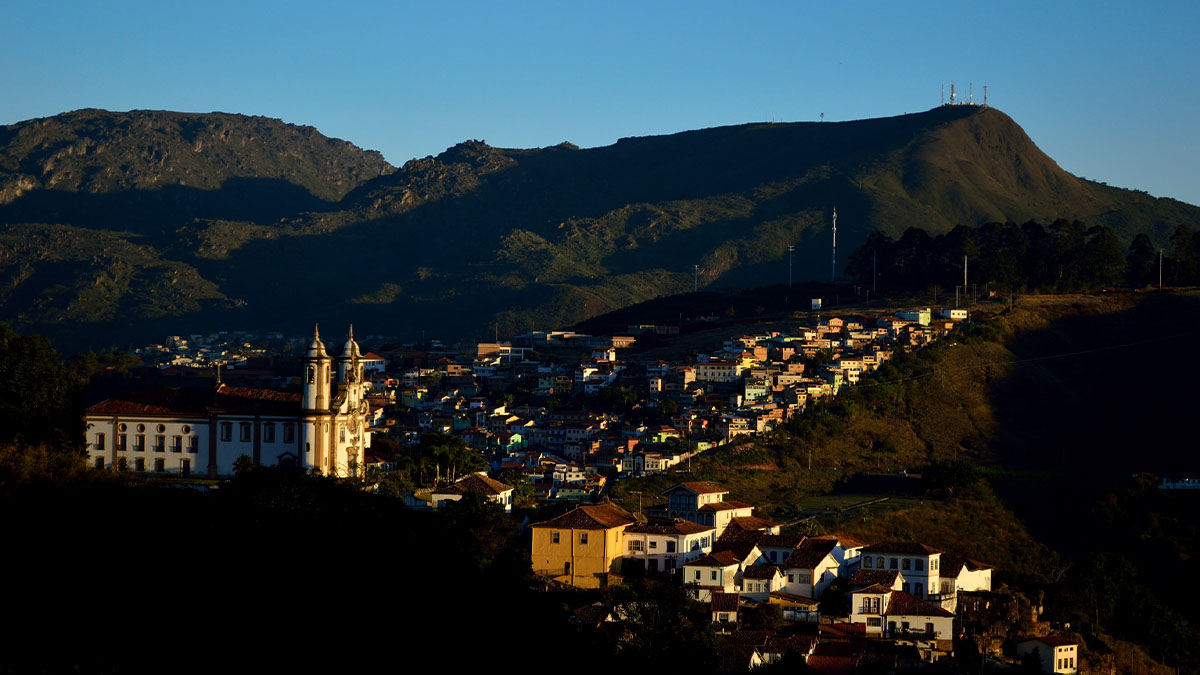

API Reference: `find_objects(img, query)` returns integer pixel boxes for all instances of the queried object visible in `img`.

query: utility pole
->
[963,255,968,294]
[830,208,838,283]
[693,264,700,293]
[788,245,795,288]
[955,286,960,308]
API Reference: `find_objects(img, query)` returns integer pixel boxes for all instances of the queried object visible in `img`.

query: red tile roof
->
[1021,635,1078,648]
[433,473,513,497]
[742,565,782,580]
[884,591,954,617]
[667,481,729,496]
[711,592,741,612]
[687,551,742,568]
[530,502,636,530]
[699,500,754,512]
[862,542,942,555]
[783,549,835,570]
[625,519,713,535]
[849,569,902,588]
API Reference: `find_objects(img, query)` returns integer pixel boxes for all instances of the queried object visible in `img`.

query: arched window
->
[307,366,315,384]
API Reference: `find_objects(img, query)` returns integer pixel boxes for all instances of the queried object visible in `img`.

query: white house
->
[860,542,944,605]
[781,548,840,600]
[648,482,756,537]
[85,326,372,477]
[429,473,515,512]
[849,585,955,645]
[683,551,743,601]
[622,518,715,573]
[1016,637,1079,675]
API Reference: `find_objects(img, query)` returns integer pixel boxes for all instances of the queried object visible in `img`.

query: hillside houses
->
[531,482,996,666]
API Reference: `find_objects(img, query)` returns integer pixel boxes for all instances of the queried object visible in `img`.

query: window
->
[94,457,105,469]
[925,622,934,635]
[154,458,164,472]
[189,436,199,453]
[117,457,127,471]
[117,434,127,451]
[307,366,316,384]
[901,621,910,631]
[769,551,777,562]
[96,433,105,450]
[240,422,251,442]
[666,541,676,553]
[867,617,881,627]
[931,558,938,571]
[889,558,898,570]
[710,571,717,581]
[135,458,145,472]
[902,558,911,570]
[135,435,145,452]
[694,570,701,581]
[649,541,657,550]
[220,422,232,442]
[172,436,182,452]
[864,556,873,568]
[283,424,295,443]
[136,424,145,433]
[155,435,165,452]
[629,540,644,552]
[876,556,884,568]
[263,423,275,443]
[181,459,190,477]
[119,423,127,432]
[156,424,165,433]
[551,532,560,544]
[579,532,588,544]
[915,582,923,597]
[787,574,794,583]
[915,559,925,571]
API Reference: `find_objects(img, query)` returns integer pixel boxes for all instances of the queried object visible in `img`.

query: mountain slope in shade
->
[2,105,1197,350]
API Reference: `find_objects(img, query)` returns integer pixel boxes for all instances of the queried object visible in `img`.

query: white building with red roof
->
[84,325,373,478]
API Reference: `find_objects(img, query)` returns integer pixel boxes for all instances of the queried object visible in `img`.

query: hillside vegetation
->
[2,106,1198,351]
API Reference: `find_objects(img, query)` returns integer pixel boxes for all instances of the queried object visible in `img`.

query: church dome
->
[341,324,361,359]
[306,324,328,358]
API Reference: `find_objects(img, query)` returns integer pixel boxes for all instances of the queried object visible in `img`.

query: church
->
[84,325,373,477]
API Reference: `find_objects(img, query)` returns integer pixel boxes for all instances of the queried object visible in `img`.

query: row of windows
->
[550,531,587,545]
[97,434,198,453]
[98,456,192,475]
[628,539,678,553]
[862,556,936,572]
[1057,657,1075,670]
[218,422,295,444]
[116,423,190,434]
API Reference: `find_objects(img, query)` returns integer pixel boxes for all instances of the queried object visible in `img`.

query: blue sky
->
[3,0,1197,204]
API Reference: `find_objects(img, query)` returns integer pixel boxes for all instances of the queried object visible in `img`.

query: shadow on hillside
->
[986,292,1200,477]
[0,177,335,235]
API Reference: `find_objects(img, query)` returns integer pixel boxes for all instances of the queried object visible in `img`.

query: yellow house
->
[530,502,636,588]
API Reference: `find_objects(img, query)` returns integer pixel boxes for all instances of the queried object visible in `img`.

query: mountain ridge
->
[1,106,1196,350]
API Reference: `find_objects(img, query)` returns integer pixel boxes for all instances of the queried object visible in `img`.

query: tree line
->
[845,220,1200,293]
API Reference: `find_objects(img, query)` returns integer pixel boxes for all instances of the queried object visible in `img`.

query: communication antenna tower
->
[941,84,945,106]
[820,112,825,123]
[983,85,988,107]
[969,82,974,105]
[830,208,838,283]
[950,83,957,105]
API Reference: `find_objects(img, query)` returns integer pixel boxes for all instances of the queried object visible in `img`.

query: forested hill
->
[2,105,1197,351]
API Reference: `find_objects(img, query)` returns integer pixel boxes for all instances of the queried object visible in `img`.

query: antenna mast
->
[950,83,956,105]
[941,84,945,106]
[983,85,988,107]
[969,82,974,105]
[831,208,838,283]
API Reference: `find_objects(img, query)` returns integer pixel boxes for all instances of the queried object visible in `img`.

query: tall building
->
[84,325,373,477]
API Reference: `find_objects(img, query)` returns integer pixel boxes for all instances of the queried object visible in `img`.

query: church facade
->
[84,326,373,477]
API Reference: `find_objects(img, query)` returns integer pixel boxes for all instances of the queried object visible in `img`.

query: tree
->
[1126,233,1157,287]
[0,323,81,448]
